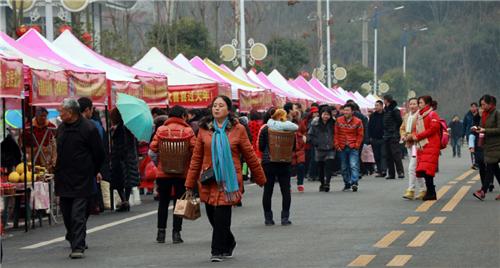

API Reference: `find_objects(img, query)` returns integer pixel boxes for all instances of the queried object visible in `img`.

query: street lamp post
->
[402,26,427,77]
[239,0,246,69]
[326,0,332,88]
[45,0,54,41]
[372,5,404,96]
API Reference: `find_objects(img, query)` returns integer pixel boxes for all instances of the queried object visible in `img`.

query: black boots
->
[172,231,184,244]
[423,177,437,201]
[157,229,183,244]
[281,211,292,226]
[264,211,275,226]
[156,228,166,243]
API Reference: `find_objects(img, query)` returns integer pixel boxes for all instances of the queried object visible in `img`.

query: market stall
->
[133,47,230,108]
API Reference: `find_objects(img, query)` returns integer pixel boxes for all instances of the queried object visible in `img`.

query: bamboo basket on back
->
[158,129,192,174]
[268,129,295,163]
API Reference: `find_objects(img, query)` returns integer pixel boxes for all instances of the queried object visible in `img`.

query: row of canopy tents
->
[1,29,378,112]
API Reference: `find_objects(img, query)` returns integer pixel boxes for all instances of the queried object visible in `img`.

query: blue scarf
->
[211,118,240,201]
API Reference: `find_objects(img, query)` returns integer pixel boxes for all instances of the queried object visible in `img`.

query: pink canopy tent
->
[291,76,344,104]
[16,29,108,106]
[53,30,168,107]
[309,78,347,104]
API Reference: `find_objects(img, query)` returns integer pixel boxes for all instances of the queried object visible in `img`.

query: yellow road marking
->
[401,216,419,224]
[387,255,412,267]
[471,174,480,181]
[430,216,446,224]
[415,185,452,212]
[467,180,476,184]
[407,231,435,247]
[448,181,458,184]
[455,169,474,181]
[348,255,376,267]
[441,186,471,212]
[374,231,405,248]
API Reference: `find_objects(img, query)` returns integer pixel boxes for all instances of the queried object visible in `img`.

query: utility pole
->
[362,10,368,68]
[326,0,331,87]
[45,0,54,41]
[317,0,323,67]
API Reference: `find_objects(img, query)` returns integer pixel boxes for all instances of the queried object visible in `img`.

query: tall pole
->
[362,11,368,68]
[45,0,54,41]
[326,0,331,88]
[317,0,323,67]
[239,0,246,69]
[373,7,378,96]
[403,45,407,77]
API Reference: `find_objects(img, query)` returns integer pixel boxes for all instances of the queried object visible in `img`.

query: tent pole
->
[21,98,28,232]
[104,104,114,211]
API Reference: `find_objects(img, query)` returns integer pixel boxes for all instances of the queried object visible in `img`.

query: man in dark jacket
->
[368,100,387,177]
[463,102,479,168]
[55,98,105,259]
[382,95,404,179]
[448,115,464,158]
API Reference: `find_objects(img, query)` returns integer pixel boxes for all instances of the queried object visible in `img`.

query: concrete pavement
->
[2,148,499,268]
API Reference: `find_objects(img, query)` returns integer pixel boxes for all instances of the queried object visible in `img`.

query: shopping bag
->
[101,181,111,209]
[129,186,142,206]
[173,191,201,220]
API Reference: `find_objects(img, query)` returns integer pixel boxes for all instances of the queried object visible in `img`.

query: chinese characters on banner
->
[238,89,274,112]
[138,76,168,107]
[0,57,24,98]
[68,71,107,105]
[31,69,69,106]
[168,84,218,108]
[111,80,142,107]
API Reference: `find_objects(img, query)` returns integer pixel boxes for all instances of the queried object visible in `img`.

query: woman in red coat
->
[409,96,442,201]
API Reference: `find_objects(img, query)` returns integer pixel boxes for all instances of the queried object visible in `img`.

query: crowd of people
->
[5,92,498,262]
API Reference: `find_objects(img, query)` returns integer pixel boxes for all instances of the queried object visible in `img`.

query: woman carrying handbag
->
[185,96,266,263]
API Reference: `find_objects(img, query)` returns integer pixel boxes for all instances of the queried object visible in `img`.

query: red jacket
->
[334,115,364,150]
[292,131,306,165]
[23,119,56,147]
[149,117,196,179]
[414,106,441,177]
[248,120,263,156]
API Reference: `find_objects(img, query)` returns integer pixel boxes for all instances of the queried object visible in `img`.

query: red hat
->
[310,106,319,113]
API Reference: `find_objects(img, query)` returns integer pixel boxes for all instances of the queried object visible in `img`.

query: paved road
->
[2,148,499,268]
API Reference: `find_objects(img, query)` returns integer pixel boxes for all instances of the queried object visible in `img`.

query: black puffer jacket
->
[308,117,335,151]
[368,111,384,140]
[55,117,105,198]
[354,111,369,144]
[111,124,140,189]
[383,101,403,140]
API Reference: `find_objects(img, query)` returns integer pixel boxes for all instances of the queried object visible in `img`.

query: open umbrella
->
[116,93,154,142]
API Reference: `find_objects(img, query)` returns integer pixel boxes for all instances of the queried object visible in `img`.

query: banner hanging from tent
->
[168,83,218,108]
[0,57,24,98]
[31,69,69,106]
[68,71,107,105]
[137,76,168,107]
[238,89,274,112]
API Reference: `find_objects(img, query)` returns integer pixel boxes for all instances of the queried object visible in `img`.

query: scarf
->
[405,111,418,133]
[415,106,433,148]
[481,105,496,127]
[211,118,239,202]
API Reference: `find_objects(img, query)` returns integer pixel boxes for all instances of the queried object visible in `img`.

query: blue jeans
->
[339,147,360,186]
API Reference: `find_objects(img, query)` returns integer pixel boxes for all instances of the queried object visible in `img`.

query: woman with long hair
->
[185,96,266,262]
[400,98,426,200]
[408,96,442,200]
[110,108,140,212]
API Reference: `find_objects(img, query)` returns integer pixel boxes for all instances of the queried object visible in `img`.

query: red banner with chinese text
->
[137,76,168,107]
[30,69,69,107]
[168,83,218,108]
[68,71,107,105]
[238,89,274,112]
[0,57,24,98]
[110,80,143,107]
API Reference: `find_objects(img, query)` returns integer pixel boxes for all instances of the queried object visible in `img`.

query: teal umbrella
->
[116,93,154,142]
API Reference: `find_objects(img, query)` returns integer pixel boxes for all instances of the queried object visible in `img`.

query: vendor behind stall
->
[21,107,57,169]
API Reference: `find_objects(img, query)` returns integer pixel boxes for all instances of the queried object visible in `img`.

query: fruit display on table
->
[8,163,49,184]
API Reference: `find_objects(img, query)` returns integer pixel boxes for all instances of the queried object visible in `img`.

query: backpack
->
[438,118,449,150]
